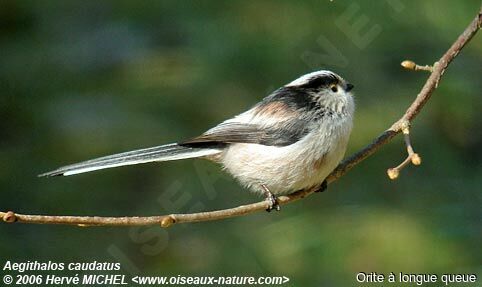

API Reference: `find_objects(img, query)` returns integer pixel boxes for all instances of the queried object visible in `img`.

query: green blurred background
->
[1,1,481,286]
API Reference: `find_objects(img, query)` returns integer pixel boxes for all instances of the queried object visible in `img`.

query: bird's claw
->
[262,184,280,212]
[265,192,280,212]
[314,180,328,193]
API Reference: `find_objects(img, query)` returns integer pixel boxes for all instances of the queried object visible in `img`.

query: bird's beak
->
[345,83,354,92]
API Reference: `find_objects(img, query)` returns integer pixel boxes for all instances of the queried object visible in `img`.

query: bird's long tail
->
[39,143,222,177]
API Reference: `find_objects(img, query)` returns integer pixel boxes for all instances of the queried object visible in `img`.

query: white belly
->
[219,117,352,195]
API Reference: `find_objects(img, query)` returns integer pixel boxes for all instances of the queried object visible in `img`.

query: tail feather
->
[39,143,222,177]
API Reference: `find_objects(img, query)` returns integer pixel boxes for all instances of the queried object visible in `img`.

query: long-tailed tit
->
[40,70,355,211]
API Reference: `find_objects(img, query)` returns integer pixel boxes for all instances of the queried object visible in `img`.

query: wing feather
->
[181,99,314,147]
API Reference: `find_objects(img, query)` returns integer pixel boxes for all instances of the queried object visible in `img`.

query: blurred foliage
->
[0,1,481,286]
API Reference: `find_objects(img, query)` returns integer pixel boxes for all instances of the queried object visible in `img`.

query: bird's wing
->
[181,100,314,147]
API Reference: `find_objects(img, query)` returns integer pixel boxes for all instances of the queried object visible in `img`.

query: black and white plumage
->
[40,70,355,205]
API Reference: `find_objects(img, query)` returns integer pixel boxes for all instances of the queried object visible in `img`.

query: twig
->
[401,60,434,73]
[1,6,481,227]
[387,120,421,179]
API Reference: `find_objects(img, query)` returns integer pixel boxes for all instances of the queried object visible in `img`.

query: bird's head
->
[284,70,354,114]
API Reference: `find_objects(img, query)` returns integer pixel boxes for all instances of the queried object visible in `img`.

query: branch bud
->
[411,153,422,165]
[387,168,399,180]
[161,216,174,228]
[401,60,416,70]
[3,211,17,223]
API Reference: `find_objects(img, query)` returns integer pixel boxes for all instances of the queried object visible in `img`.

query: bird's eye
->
[330,84,338,93]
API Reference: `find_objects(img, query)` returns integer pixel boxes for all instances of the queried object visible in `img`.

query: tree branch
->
[2,6,481,227]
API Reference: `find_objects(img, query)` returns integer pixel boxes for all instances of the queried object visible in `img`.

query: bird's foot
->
[314,180,328,193]
[262,184,280,212]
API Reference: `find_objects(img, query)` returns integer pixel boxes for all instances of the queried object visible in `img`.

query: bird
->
[40,70,355,211]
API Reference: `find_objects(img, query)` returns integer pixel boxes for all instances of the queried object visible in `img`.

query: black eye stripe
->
[299,74,338,89]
